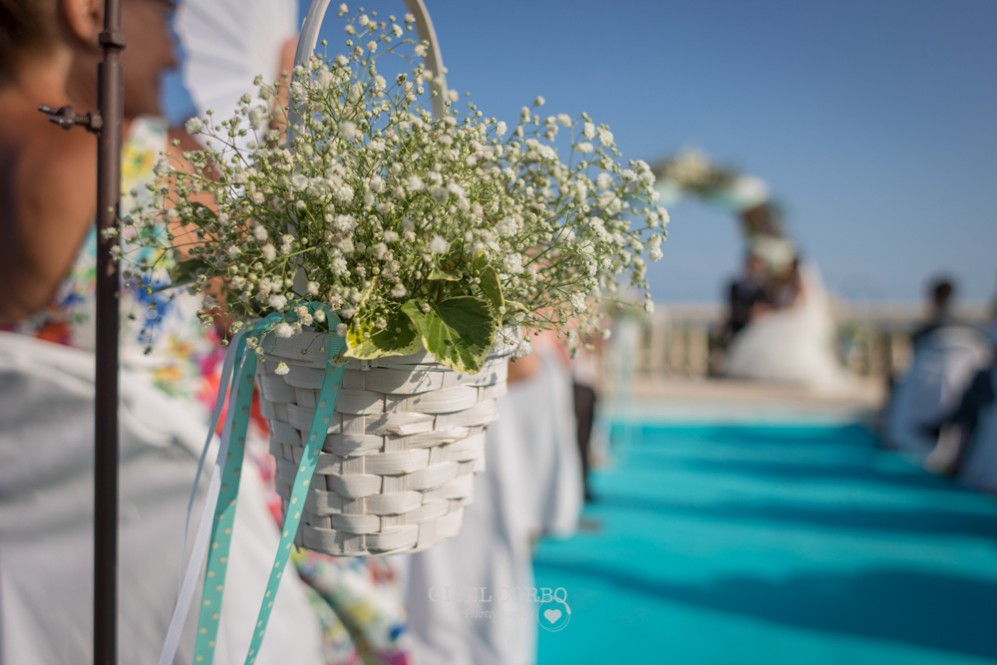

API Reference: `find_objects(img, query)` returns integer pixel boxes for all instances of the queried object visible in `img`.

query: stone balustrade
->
[613,302,991,380]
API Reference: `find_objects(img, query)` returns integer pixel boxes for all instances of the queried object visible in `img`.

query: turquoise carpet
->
[534,422,997,664]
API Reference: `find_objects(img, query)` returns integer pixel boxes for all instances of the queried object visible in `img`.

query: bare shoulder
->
[0,112,98,321]
[17,119,97,223]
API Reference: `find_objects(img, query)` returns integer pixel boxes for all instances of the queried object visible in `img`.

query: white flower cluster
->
[121,5,668,365]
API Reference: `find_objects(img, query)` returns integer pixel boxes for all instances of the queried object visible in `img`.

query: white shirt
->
[0,332,325,665]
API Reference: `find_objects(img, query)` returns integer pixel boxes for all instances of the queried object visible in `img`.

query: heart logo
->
[543,609,562,624]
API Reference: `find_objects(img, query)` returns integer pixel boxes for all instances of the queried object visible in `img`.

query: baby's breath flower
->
[339,120,359,140]
[248,106,267,130]
[429,235,449,255]
[122,8,667,371]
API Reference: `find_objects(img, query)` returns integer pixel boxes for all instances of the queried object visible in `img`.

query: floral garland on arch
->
[652,148,773,217]
[121,5,669,374]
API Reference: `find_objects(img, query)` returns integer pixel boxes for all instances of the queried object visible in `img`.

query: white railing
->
[619,301,991,380]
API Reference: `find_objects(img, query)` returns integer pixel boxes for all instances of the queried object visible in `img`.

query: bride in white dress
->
[723,245,852,393]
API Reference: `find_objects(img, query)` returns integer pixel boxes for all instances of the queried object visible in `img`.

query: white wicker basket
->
[256,331,511,555]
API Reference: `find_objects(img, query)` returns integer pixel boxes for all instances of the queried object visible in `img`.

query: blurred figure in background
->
[551,330,602,502]
[722,245,850,393]
[922,350,997,485]
[987,275,997,344]
[723,252,773,344]
[882,274,992,468]
[769,257,804,309]
[572,348,599,503]
[398,332,583,665]
[912,276,959,346]
[954,284,997,490]
[0,1,326,662]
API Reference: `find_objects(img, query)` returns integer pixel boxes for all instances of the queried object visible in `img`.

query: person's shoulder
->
[18,118,97,217]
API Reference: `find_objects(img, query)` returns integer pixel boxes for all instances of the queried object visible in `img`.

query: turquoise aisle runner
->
[535,422,997,665]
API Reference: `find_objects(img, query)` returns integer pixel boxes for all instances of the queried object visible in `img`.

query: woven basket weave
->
[256,331,510,555]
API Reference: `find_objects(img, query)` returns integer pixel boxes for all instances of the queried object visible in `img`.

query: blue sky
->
[166,0,997,304]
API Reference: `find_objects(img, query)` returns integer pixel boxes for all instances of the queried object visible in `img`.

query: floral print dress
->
[7,117,217,401]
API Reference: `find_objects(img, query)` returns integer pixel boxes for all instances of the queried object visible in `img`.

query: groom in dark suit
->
[725,252,773,339]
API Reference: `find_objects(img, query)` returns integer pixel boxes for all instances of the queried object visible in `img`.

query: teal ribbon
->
[189,305,345,665]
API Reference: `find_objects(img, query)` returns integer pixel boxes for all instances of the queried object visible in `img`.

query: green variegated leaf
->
[401,296,497,373]
[345,309,422,359]
[478,265,504,314]
[428,266,461,281]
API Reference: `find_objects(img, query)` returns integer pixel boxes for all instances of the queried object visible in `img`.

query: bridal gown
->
[723,264,851,393]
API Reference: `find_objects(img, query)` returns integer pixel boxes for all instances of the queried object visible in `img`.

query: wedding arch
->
[651,149,796,266]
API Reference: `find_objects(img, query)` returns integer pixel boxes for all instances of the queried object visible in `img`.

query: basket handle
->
[291,0,448,122]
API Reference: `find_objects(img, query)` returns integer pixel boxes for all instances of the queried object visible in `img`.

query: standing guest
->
[572,364,599,502]
[0,1,325,663]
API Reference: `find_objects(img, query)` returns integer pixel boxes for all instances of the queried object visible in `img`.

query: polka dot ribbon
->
[159,306,345,665]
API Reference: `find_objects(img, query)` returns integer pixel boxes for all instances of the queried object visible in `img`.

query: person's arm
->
[0,127,97,325]
[507,350,540,385]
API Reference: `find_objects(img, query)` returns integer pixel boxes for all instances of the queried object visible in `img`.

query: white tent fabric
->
[883,326,991,459]
[0,332,324,665]
[396,349,583,665]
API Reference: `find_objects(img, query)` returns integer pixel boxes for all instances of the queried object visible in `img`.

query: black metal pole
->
[37,3,124,663]
[95,3,125,664]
